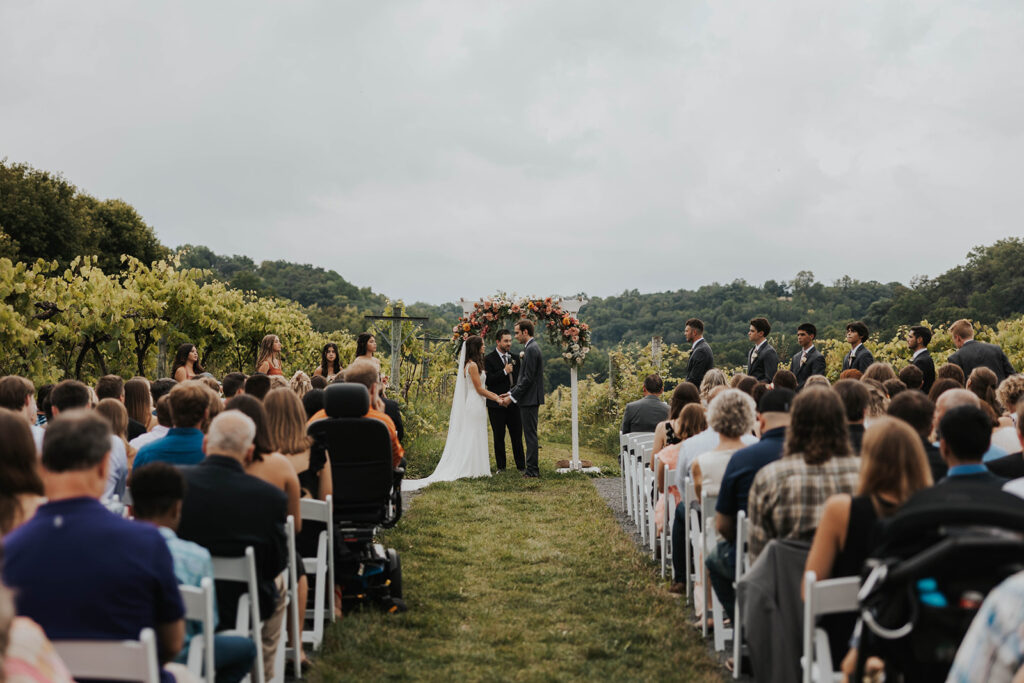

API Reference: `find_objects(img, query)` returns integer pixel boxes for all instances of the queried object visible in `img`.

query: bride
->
[403,335,501,491]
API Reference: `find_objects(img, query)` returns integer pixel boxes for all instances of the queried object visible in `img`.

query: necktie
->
[801,350,807,366]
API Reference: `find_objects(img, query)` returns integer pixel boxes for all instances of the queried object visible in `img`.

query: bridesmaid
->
[313,343,342,381]
[171,343,203,382]
[355,332,385,390]
[256,334,284,376]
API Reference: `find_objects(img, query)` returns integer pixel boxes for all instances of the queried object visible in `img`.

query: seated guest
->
[382,393,405,445]
[339,361,405,467]
[699,369,729,403]
[862,362,897,384]
[97,398,137,468]
[803,417,932,664]
[947,318,1016,383]
[243,374,271,401]
[861,378,889,426]
[136,383,210,467]
[929,377,962,403]
[675,386,758,487]
[125,376,154,438]
[728,373,749,389]
[898,364,924,392]
[994,374,1024,450]
[49,380,128,499]
[302,389,325,422]
[621,374,670,434]
[883,378,907,398]
[309,375,328,390]
[289,371,312,399]
[177,411,288,676]
[887,390,946,481]
[131,395,173,451]
[966,367,1002,418]
[735,376,759,396]
[657,403,706,540]
[0,408,45,535]
[131,463,256,683]
[2,410,186,682]
[804,375,831,389]
[692,390,756,503]
[0,375,45,453]
[95,374,125,402]
[747,388,860,561]
[833,379,869,454]
[702,388,793,614]
[651,382,700,455]
[36,383,53,426]
[992,404,1024,482]
[935,404,1006,489]
[150,377,178,404]
[0,583,74,683]
[839,369,862,381]
[931,388,1007,463]
[771,370,798,392]
[947,569,1024,683]
[222,372,247,400]
[936,362,966,386]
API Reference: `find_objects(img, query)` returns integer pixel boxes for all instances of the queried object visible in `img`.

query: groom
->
[502,319,543,478]
[485,329,526,472]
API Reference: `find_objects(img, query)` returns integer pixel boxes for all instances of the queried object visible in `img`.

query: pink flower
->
[511,304,520,313]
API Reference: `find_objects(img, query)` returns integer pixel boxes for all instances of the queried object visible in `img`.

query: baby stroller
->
[308,383,406,614]
[854,485,1024,682]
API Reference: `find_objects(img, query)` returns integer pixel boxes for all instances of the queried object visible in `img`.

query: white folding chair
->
[802,571,861,683]
[732,510,752,679]
[281,516,302,680]
[180,577,216,683]
[619,432,630,513]
[212,546,265,683]
[53,627,161,683]
[683,476,696,603]
[660,462,676,578]
[300,495,336,650]
[703,491,733,652]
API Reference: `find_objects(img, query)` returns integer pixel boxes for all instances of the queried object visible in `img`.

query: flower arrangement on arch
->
[451,295,591,367]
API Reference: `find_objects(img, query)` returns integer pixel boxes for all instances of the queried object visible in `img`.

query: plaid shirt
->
[747,454,861,560]
[948,570,1024,683]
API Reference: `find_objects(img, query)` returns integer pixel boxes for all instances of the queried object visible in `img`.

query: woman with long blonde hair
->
[255,334,284,376]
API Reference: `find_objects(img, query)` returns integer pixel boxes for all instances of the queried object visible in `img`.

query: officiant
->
[485,329,526,472]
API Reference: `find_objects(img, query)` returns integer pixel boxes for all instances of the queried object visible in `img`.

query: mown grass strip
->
[310,442,724,682]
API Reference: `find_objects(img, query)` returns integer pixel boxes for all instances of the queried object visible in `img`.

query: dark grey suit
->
[621,395,669,434]
[510,337,544,476]
[947,340,1016,383]
[791,345,826,389]
[911,349,936,393]
[842,345,874,373]
[685,338,713,386]
[747,342,779,383]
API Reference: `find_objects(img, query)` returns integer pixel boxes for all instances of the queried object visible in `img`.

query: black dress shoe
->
[496,468,505,473]
[522,473,539,478]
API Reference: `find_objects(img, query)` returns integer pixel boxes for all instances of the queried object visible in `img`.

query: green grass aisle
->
[308,443,726,682]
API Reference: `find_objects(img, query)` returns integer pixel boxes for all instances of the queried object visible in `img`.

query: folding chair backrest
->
[802,571,861,683]
[53,628,161,683]
[211,546,265,683]
[179,577,216,683]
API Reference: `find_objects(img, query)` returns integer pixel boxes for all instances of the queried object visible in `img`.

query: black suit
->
[484,349,525,471]
[178,455,289,623]
[986,452,1024,480]
[911,349,936,394]
[685,338,713,386]
[791,345,826,389]
[849,424,865,455]
[922,439,947,482]
[510,338,544,477]
[948,340,1016,383]
[747,341,779,383]
[842,345,874,373]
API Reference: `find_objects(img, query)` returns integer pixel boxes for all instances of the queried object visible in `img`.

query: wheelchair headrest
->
[325,382,370,418]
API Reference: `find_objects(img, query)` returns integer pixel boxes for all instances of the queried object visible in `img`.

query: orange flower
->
[462,323,471,332]
[562,316,572,326]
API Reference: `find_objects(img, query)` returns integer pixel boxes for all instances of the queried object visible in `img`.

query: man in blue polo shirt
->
[705,387,793,619]
[135,382,210,467]
[3,410,186,683]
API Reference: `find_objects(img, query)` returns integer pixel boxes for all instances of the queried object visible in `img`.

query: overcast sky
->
[3,1,1023,304]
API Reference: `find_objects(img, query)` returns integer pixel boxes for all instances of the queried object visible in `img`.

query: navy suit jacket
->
[685,339,714,386]
[791,346,827,389]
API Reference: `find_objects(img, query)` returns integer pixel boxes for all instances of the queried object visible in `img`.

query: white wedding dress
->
[402,344,491,491]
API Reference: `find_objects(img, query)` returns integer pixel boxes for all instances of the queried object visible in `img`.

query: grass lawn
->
[308,440,725,682]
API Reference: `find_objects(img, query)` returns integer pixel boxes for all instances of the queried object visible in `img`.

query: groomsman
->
[842,321,875,372]
[484,329,525,472]
[746,317,779,382]
[790,322,826,389]
[907,325,936,393]
[947,318,1016,382]
[684,318,713,387]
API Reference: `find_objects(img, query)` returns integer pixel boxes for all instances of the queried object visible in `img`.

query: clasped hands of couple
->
[496,392,513,407]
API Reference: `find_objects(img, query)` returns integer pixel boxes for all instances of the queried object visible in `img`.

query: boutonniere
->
[751,351,759,362]
[519,351,525,360]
